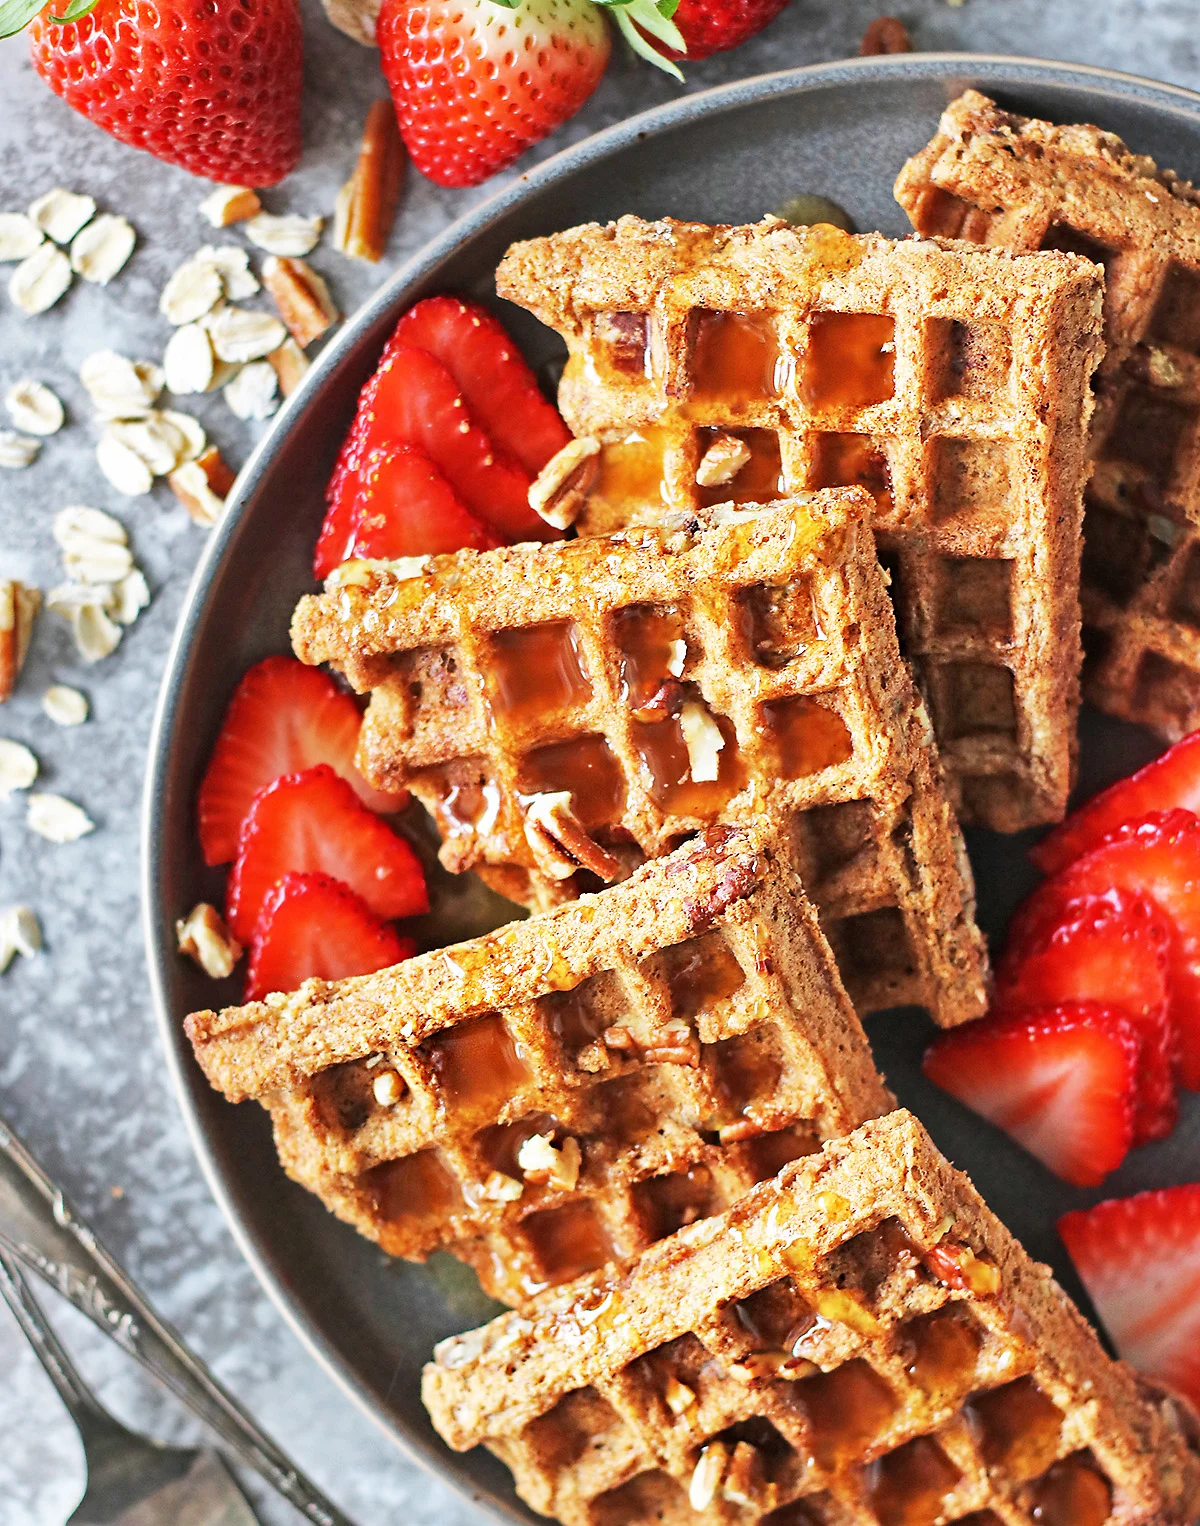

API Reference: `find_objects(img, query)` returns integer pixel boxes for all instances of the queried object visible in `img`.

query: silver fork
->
[0,1246,262,1526]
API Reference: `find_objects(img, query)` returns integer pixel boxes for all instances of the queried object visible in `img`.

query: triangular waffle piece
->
[424,1109,1200,1526]
[187,826,894,1306]
[896,89,1200,741]
[495,215,1103,831]
[292,491,986,1027]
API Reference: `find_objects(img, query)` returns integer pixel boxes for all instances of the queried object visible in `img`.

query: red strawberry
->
[661,0,789,60]
[226,764,428,942]
[995,892,1178,1144]
[244,871,415,1001]
[1033,730,1200,876]
[314,428,366,580]
[1012,810,1200,1088]
[390,297,572,476]
[1059,1186,1200,1410]
[20,0,301,187]
[198,657,404,867]
[923,1003,1139,1188]
[377,0,611,189]
[350,446,499,561]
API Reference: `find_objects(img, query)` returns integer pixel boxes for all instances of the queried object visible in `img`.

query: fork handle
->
[0,1116,355,1526]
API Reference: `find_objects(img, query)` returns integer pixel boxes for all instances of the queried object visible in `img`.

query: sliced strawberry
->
[389,296,572,476]
[1012,810,1200,1088]
[226,764,429,943]
[244,871,416,1002]
[995,892,1178,1144]
[1059,1185,1200,1410]
[314,426,366,580]
[198,657,406,867]
[923,1003,1139,1188]
[350,445,499,560]
[1033,730,1200,876]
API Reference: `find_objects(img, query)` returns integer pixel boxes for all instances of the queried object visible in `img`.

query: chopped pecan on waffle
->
[896,89,1200,742]
[424,1109,1200,1526]
[292,492,987,1026]
[495,214,1104,831]
[186,826,894,1306]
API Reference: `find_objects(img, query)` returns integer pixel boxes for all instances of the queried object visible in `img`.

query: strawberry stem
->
[600,0,686,77]
[0,0,50,37]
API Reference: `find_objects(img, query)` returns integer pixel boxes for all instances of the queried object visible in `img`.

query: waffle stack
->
[424,1110,1200,1526]
[187,826,895,1305]
[495,215,1104,830]
[896,89,1200,740]
[292,492,986,1027]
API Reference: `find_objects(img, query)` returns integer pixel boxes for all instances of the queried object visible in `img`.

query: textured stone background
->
[1,3,1198,1523]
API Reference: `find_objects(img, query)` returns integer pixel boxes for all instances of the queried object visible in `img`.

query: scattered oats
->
[5,379,64,436]
[28,189,95,244]
[208,305,287,363]
[372,1069,404,1106]
[0,738,38,797]
[197,244,260,300]
[0,905,41,973]
[53,503,127,552]
[42,685,88,726]
[0,432,40,468]
[176,901,242,979]
[160,256,224,325]
[164,323,216,395]
[223,360,279,420]
[0,213,43,262]
[47,585,123,662]
[268,336,310,397]
[97,429,154,496]
[679,700,724,783]
[245,211,324,257]
[80,351,162,418]
[27,791,94,843]
[159,409,206,462]
[169,453,230,527]
[70,214,136,284]
[109,568,150,626]
[9,243,72,314]
[109,414,187,477]
[198,185,262,228]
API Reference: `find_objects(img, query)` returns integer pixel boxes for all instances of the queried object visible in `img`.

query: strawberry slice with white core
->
[1012,809,1200,1088]
[244,870,416,1002]
[923,1002,1140,1188]
[994,891,1179,1143]
[1059,1185,1200,1410]
[1033,729,1200,876]
[198,656,405,867]
[226,764,428,943]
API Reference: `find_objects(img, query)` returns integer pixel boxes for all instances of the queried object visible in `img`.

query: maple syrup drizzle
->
[518,734,627,830]
[589,426,671,517]
[522,1200,613,1286]
[738,578,822,667]
[710,1031,780,1116]
[663,933,745,1020]
[541,983,610,1056]
[967,1376,1064,1480]
[902,1310,982,1399]
[594,310,652,378]
[867,1437,962,1526]
[802,312,896,410]
[631,710,744,816]
[634,1166,716,1241]
[419,1013,529,1107]
[1029,1454,1113,1526]
[421,764,501,839]
[614,604,687,709]
[809,431,893,512]
[696,427,784,507]
[474,1112,560,1179]
[368,1149,463,1223]
[744,1127,821,1180]
[762,696,853,778]
[688,310,786,409]
[791,1359,898,1471]
[486,621,592,723]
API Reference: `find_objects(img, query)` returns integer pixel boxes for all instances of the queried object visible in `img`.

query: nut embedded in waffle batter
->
[423,1110,1200,1526]
[185,826,894,1306]
[291,491,988,1028]
[495,213,1104,832]
[896,89,1200,742]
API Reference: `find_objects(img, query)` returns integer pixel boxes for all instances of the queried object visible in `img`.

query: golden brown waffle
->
[896,89,1200,740]
[186,826,894,1306]
[424,1110,1200,1526]
[495,215,1103,831]
[292,493,987,1028]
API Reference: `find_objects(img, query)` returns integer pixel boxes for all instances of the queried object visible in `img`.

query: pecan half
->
[523,790,621,882]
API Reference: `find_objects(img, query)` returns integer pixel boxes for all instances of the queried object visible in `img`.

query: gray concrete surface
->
[0,2,1197,1522]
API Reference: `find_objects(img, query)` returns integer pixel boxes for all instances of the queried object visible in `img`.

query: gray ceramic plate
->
[144,53,1200,1523]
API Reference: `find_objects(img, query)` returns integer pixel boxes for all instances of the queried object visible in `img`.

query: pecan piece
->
[859,15,912,53]
[334,100,406,264]
[528,437,600,529]
[523,790,621,882]
[0,580,40,702]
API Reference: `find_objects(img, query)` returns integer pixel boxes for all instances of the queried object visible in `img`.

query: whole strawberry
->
[665,0,788,59]
[378,0,611,188]
[9,0,302,187]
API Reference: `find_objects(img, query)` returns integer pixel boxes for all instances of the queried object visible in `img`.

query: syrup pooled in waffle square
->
[291,491,987,1028]
[494,215,1103,831]
[423,1110,1200,1526]
[896,89,1200,741]
[186,826,895,1307]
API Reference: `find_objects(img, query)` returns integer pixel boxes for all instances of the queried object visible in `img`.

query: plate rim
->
[142,50,1200,1523]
